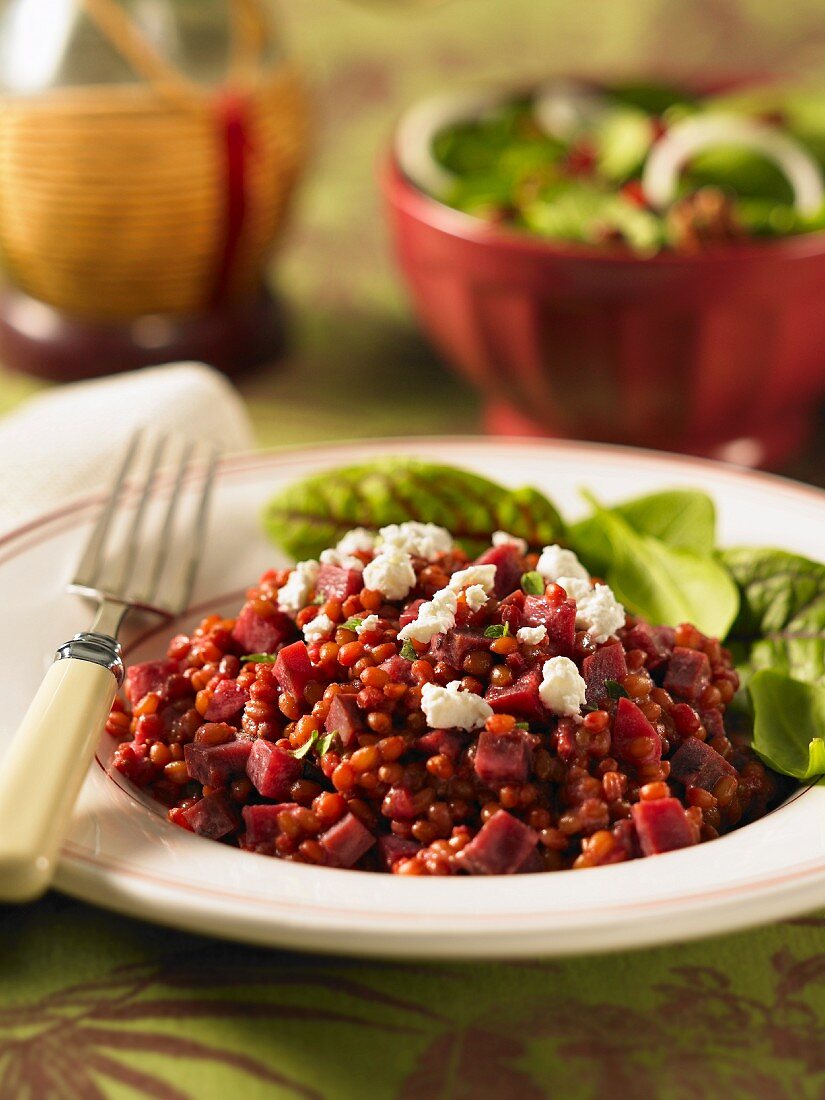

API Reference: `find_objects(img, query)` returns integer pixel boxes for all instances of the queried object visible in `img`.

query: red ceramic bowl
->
[382,94,825,467]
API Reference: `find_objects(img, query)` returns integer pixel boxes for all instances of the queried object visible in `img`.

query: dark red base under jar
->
[0,284,286,381]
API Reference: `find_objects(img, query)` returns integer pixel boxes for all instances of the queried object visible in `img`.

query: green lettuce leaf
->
[262,458,565,560]
[571,488,717,576]
[722,547,825,687]
[748,669,825,779]
[580,496,738,638]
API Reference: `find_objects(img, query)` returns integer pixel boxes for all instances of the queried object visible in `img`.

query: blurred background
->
[0,0,824,477]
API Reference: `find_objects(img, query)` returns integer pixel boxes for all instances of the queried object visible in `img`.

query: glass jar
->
[0,0,309,379]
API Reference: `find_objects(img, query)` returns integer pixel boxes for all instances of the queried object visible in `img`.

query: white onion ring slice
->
[642,114,824,215]
[394,88,508,199]
[533,79,609,141]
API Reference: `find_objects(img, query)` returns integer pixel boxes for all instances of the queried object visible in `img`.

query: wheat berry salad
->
[106,459,825,877]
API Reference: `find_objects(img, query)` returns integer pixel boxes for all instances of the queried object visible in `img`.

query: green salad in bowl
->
[399,80,825,254]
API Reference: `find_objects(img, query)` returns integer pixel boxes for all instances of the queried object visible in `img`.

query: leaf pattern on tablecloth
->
[395,920,825,1100]
[0,919,823,1099]
[0,951,441,1099]
[398,1027,545,1100]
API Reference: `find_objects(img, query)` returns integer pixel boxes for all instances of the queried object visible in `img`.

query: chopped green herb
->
[240,653,278,664]
[514,721,530,730]
[400,639,417,661]
[313,593,326,605]
[605,679,629,700]
[291,731,319,759]
[484,622,511,639]
[521,571,545,596]
[341,616,364,632]
[316,731,337,756]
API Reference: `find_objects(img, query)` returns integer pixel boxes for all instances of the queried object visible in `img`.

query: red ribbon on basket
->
[210,89,252,306]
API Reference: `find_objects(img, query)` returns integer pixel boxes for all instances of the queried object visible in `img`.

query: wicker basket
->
[0,0,310,321]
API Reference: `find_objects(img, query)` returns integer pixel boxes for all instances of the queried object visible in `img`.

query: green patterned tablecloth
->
[1,2,824,1096]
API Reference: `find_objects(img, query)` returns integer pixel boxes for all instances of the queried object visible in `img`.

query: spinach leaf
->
[748,669,825,779]
[571,489,717,576]
[583,496,739,638]
[722,547,825,686]
[262,458,565,560]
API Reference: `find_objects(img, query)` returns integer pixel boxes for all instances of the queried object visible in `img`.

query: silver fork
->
[0,433,217,902]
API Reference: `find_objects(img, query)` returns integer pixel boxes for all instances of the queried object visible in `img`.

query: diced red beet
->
[632,797,698,856]
[125,660,178,707]
[156,706,180,738]
[582,642,628,707]
[515,847,545,874]
[485,667,545,723]
[324,693,364,748]
[399,598,426,628]
[112,741,154,786]
[181,790,238,839]
[415,727,465,761]
[273,641,314,700]
[612,818,640,861]
[246,739,303,799]
[700,708,725,741]
[611,696,662,766]
[381,785,419,821]
[622,622,675,670]
[204,679,249,722]
[242,803,299,847]
[670,736,736,791]
[184,740,252,787]
[474,729,531,786]
[522,596,576,654]
[319,813,376,868]
[499,601,524,634]
[316,564,362,601]
[378,834,421,871]
[506,652,529,678]
[664,646,712,703]
[475,543,524,599]
[429,628,490,669]
[457,810,539,875]
[379,654,417,686]
[231,603,294,654]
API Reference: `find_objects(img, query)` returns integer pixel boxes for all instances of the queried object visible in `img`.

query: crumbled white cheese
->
[303,612,335,644]
[420,680,493,731]
[448,564,497,594]
[362,546,416,600]
[555,575,592,602]
[575,583,625,643]
[517,625,547,646]
[319,547,364,572]
[277,559,320,613]
[377,521,453,561]
[492,530,528,554]
[464,584,489,612]
[398,588,457,645]
[355,613,380,636]
[539,656,587,716]
[336,527,377,556]
[537,545,590,583]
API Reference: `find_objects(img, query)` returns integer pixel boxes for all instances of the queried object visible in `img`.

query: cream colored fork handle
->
[0,659,117,902]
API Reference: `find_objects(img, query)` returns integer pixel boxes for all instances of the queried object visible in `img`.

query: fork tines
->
[70,432,218,618]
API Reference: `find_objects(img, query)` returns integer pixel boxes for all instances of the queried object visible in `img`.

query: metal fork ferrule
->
[56,633,125,685]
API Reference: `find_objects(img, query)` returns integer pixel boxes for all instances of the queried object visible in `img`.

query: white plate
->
[2,438,823,957]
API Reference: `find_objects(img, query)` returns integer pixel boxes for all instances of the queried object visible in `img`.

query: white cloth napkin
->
[0,362,255,534]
